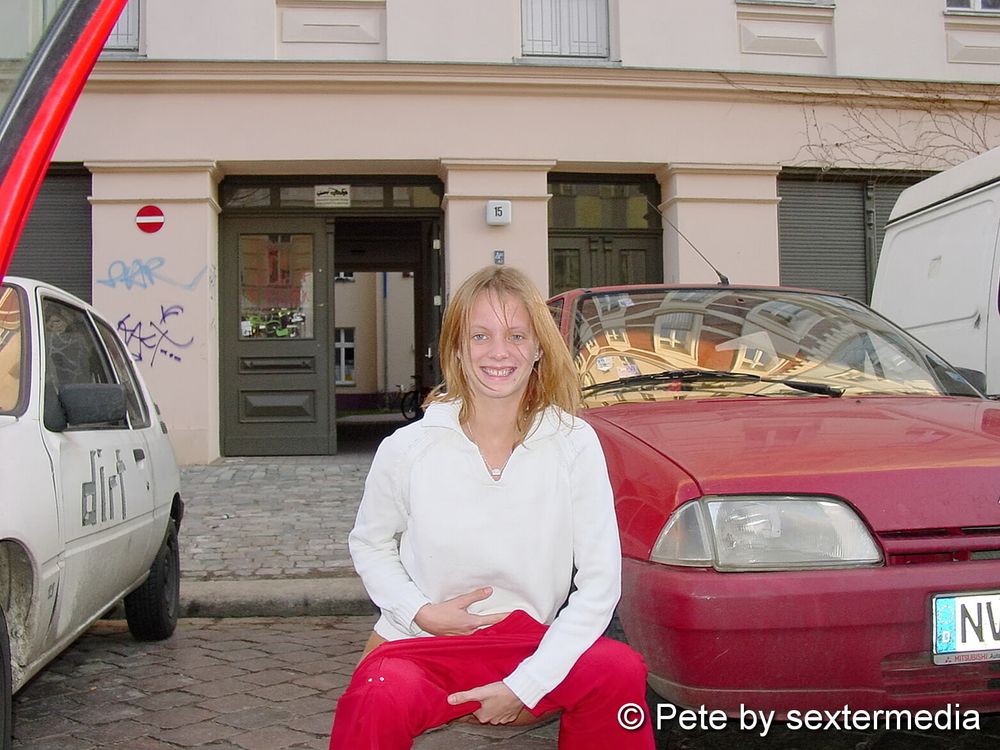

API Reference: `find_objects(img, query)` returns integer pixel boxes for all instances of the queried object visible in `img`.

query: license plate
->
[933,592,1000,665]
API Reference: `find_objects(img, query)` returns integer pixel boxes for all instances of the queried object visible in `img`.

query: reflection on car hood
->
[586,396,1000,532]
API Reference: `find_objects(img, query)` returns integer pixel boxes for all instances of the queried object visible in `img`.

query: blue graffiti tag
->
[117,304,194,366]
[98,257,207,291]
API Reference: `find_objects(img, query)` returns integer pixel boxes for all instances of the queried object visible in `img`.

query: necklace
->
[465,423,512,481]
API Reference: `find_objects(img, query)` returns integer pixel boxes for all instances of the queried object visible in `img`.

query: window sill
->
[945,10,1000,17]
[514,56,622,67]
[735,1,836,8]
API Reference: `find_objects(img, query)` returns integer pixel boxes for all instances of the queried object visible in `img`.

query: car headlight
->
[649,495,883,571]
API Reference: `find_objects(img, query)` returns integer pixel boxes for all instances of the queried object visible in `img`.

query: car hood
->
[586,396,1000,532]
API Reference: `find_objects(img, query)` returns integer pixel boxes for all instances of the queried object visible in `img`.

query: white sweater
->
[348,400,622,709]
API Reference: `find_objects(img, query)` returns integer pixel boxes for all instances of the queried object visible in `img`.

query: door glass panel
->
[619,249,647,285]
[552,249,582,294]
[548,180,661,229]
[239,234,315,339]
[223,186,272,208]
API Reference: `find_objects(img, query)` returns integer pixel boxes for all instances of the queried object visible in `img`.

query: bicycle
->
[400,376,431,422]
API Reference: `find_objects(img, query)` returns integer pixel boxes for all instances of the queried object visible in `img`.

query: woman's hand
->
[447,681,525,724]
[413,587,511,636]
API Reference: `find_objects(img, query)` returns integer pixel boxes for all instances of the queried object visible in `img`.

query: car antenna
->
[645,198,730,286]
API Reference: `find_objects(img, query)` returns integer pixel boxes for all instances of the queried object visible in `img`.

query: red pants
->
[328,610,655,749]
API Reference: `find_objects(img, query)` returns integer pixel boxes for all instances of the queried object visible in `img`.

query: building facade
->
[10,0,1000,463]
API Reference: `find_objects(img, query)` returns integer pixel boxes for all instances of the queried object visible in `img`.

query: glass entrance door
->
[221,218,334,455]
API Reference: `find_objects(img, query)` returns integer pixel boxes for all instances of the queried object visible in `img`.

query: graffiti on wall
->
[102,256,206,368]
[97,257,207,291]
[117,304,194,366]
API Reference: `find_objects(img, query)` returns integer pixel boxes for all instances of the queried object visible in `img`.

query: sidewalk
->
[178,415,400,618]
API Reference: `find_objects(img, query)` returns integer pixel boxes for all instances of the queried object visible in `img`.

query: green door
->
[549,233,662,295]
[220,217,335,455]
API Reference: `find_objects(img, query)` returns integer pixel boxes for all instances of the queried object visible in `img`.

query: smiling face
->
[462,290,540,408]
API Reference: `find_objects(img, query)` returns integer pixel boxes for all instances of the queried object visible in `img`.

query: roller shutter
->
[778,174,927,304]
[778,178,867,301]
[9,167,92,302]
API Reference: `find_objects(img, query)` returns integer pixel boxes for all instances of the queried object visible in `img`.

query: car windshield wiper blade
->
[582,369,844,397]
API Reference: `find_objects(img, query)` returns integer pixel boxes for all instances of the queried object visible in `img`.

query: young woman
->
[329,266,654,749]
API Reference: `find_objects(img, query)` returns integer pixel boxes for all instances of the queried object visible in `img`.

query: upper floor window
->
[522,0,609,59]
[947,0,1000,10]
[104,0,140,52]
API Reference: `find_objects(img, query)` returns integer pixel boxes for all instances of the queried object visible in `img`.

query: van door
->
[873,194,1000,383]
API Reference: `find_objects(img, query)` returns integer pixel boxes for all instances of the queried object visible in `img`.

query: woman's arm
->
[502,421,622,708]
[348,435,433,635]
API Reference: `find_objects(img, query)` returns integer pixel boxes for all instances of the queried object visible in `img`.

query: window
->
[104,0,141,52]
[42,299,122,430]
[95,318,151,429]
[548,178,661,230]
[42,300,114,389]
[522,0,609,58]
[0,285,25,414]
[239,234,315,339]
[334,327,355,385]
[947,0,1000,9]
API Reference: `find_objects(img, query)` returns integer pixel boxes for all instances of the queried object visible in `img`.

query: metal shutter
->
[778,178,867,301]
[872,182,911,268]
[9,167,92,302]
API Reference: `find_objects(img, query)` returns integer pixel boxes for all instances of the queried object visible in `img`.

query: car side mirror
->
[955,367,987,394]
[56,383,127,429]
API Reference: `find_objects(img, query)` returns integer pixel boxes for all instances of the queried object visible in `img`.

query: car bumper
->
[620,556,1000,716]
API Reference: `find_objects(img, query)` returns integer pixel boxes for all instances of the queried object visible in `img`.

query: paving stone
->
[214,706,296,731]
[229,726,316,750]
[156,720,243,747]
[181,676,257,699]
[71,718,159,744]
[136,704,218,730]
[198,692,273,715]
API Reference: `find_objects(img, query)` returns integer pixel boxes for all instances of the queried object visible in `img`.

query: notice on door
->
[315,185,351,208]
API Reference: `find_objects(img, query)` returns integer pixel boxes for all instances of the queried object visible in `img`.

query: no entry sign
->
[136,205,164,233]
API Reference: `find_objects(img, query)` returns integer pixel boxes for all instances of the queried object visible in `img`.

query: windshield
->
[0,1,71,115]
[569,288,980,406]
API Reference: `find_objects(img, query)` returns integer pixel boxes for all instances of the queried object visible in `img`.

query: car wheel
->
[124,520,179,641]
[1,606,12,750]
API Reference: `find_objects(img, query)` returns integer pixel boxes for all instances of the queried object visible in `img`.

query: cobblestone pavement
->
[179,418,396,582]
[11,616,998,750]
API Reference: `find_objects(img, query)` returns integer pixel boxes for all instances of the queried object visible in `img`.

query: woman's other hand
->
[414,587,510,636]
[447,681,525,724]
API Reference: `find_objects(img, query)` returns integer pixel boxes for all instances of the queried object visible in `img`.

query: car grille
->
[878,527,1000,565]
[882,652,1000,698]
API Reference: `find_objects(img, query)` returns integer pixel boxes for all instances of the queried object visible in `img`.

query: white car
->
[1,277,183,747]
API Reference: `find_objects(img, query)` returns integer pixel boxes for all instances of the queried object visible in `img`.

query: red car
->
[548,284,1000,717]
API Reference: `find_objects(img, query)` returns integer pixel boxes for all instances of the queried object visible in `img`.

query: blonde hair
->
[429,265,580,440]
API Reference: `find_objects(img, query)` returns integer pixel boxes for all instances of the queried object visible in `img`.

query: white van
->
[871,147,1000,397]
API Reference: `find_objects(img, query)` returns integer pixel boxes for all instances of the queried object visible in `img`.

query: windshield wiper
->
[582,369,844,397]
